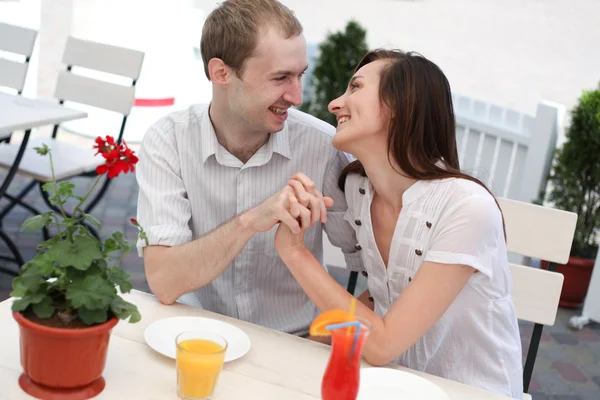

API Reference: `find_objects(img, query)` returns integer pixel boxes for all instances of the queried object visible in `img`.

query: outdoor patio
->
[0,170,599,399]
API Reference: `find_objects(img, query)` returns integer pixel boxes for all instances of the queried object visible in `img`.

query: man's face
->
[227,26,308,134]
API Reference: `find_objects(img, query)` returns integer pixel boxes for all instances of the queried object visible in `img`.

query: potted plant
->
[544,83,600,308]
[10,136,148,399]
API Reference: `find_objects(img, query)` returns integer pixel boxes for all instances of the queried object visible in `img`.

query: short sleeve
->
[322,150,365,272]
[424,195,503,279]
[135,118,193,256]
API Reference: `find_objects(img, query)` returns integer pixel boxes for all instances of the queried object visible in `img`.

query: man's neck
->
[208,103,270,164]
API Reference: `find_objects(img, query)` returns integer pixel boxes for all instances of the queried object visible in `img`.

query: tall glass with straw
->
[321,298,371,400]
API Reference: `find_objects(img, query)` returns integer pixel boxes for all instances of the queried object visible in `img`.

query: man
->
[136,0,362,336]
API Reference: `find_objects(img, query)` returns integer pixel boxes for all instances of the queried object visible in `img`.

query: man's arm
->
[144,186,313,305]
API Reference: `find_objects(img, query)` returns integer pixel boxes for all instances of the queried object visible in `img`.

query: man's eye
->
[275,76,286,81]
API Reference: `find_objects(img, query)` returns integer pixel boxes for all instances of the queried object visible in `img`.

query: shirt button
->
[368,296,374,302]
[361,271,368,277]
[354,243,362,251]
[408,277,413,282]
[359,188,366,194]
[426,221,432,228]
[355,218,362,226]
[415,249,423,256]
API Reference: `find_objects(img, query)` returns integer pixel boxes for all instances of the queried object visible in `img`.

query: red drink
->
[321,323,370,400]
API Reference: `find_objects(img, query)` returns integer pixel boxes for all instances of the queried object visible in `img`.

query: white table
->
[0,93,86,136]
[0,92,87,271]
[0,290,513,399]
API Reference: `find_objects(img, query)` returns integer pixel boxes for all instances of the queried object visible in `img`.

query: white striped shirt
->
[136,104,363,335]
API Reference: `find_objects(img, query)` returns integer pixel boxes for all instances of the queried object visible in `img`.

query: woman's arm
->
[278,243,474,366]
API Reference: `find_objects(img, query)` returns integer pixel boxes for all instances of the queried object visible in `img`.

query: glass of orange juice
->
[176,330,228,400]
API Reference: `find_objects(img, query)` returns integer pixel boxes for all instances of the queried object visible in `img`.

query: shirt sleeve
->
[321,149,365,272]
[424,194,503,279]
[135,117,193,256]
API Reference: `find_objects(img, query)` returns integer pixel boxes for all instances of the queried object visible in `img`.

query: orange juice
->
[176,338,227,399]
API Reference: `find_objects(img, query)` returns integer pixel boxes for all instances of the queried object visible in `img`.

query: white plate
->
[144,316,251,362]
[357,368,449,400]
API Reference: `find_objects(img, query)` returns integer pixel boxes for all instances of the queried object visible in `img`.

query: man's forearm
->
[145,213,256,304]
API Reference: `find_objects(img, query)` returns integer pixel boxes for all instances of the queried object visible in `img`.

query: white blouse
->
[344,174,523,399]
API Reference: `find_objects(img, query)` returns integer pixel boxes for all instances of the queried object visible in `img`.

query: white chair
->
[324,197,577,398]
[499,198,576,398]
[0,36,144,238]
[0,22,38,142]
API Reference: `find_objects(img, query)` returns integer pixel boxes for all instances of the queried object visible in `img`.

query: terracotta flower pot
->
[13,311,118,400]
[541,256,595,308]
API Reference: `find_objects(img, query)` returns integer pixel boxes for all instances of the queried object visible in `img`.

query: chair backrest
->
[0,22,37,93]
[499,198,577,326]
[54,36,144,117]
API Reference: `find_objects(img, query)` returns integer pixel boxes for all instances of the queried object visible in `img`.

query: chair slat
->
[54,71,136,115]
[62,36,144,79]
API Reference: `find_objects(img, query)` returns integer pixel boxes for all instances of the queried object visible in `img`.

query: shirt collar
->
[200,105,220,164]
[200,105,292,164]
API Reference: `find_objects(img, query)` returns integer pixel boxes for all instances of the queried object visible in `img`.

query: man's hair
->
[200,0,303,80]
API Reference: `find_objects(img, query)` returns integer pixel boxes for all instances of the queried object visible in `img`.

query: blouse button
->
[361,271,368,277]
[415,249,423,256]
[354,218,362,226]
[359,188,366,194]
[354,243,362,251]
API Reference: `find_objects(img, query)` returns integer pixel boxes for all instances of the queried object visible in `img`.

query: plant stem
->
[48,152,68,220]
[73,174,103,218]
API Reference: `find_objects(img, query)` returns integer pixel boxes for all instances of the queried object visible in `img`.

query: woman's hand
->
[274,173,334,259]
[274,193,311,258]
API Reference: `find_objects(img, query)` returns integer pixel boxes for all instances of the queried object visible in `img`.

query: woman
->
[274,49,523,398]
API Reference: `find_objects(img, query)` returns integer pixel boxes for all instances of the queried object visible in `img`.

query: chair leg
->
[0,228,24,271]
[0,180,38,219]
[523,323,544,393]
[347,271,358,295]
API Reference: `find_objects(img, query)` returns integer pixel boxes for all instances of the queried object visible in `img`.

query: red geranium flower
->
[94,136,138,178]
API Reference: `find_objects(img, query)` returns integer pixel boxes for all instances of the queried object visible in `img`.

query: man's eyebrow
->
[271,66,309,76]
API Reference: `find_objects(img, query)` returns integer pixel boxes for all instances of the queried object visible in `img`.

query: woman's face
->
[328,59,391,156]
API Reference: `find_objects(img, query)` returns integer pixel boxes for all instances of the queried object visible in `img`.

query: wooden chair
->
[0,36,144,240]
[0,22,38,142]
[325,197,577,397]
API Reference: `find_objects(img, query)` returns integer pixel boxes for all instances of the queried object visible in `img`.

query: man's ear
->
[208,58,231,86]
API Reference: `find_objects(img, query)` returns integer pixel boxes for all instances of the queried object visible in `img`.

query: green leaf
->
[34,144,50,156]
[37,235,61,251]
[56,181,76,198]
[110,296,141,323]
[111,232,131,252]
[78,307,108,325]
[32,297,55,318]
[54,236,103,270]
[66,276,115,310]
[20,211,53,233]
[41,182,55,194]
[66,263,102,284]
[10,276,28,297]
[11,292,47,312]
[28,251,56,276]
[14,273,46,293]
[108,267,133,294]
[103,237,120,254]
[84,214,102,229]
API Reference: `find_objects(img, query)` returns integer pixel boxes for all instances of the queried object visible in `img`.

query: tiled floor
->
[0,171,599,399]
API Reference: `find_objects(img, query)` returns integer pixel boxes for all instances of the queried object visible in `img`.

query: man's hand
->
[288,172,334,224]
[242,178,331,235]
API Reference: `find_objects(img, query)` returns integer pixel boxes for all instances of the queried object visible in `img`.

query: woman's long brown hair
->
[338,49,506,238]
